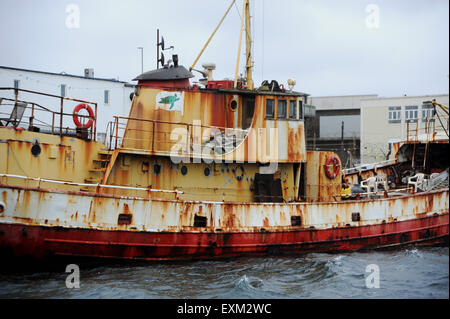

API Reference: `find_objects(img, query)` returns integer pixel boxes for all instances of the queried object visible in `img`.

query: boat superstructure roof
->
[134,64,309,98]
[133,65,194,81]
[212,87,309,97]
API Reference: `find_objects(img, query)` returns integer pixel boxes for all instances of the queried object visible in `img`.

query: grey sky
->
[1,0,448,97]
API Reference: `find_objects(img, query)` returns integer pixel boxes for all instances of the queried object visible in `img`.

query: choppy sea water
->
[0,246,448,299]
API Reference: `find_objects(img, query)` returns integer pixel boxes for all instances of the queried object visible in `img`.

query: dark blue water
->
[0,246,448,299]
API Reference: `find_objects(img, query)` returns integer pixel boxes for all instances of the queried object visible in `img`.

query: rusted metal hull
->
[0,214,447,261]
[0,184,448,261]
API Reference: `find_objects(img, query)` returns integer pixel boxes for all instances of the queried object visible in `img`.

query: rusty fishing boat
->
[0,0,448,262]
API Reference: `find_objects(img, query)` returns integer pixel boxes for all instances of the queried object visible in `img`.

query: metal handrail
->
[406,115,449,142]
[0,97,94,132]
[0,87,98,141]
[108,115,250,152]
[0,173,184,195]
[342,158,398,175]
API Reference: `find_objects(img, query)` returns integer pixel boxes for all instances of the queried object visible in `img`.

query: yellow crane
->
[189,0,254,90]
[424,99,449,138]
[430,99,449,115]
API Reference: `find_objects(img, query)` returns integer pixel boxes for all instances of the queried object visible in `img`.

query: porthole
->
[230,99,238,111]
[181,165,188,175]
[153,164,161,175]
[31,143,41,157]
[204,167,211,176]
[142,161,149,173]
[233,165,245,181]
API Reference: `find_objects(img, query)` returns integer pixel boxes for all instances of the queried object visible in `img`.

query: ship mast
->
[189,0,253,90]
[244,0,253,90]
[234,0,253,90]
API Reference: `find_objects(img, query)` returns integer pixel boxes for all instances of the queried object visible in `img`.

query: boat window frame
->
[298,99,303,120]
[265,98,275,119]
[289,100,297,120]
[277,99,287,119]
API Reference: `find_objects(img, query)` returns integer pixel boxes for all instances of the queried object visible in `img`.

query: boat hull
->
[0,185,448,261]
[0,213,447,261]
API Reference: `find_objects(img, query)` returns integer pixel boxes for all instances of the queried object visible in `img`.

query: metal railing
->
[406,113,449,143]
[0,88,98,141]
[0,173,184,199]
[106,115,250,154]
[342,158,398,176]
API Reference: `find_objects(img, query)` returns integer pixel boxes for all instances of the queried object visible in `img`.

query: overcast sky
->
[0,0,448,97]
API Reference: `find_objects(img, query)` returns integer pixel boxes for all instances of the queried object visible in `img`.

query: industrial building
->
[307,93,449,166]
[306,94,377,167]
[360,94,449,163]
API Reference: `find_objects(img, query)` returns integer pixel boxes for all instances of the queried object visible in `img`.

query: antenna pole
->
[245,0,253,90]
[157,29,160,69]
[234,0,246,89]
[190,0,236,72]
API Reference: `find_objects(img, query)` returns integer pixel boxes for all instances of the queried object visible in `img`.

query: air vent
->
[84,68,94,78]
[291,216,302,226]
[352,212,361,222]
[118,214,132,225]
[193,215,207,227]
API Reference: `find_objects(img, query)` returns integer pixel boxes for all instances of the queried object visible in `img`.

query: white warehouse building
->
[0,66,135,142]
[361,94,449,163]
[308,93,449,166]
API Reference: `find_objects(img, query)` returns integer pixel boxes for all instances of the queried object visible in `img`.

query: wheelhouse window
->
[278,99,287,119]
[266,99,275,118]
[405,105,418,123]
[388,106,401,124]
[289,100,297,119]
[298,100,303,119]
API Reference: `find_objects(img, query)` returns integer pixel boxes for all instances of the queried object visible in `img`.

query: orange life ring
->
[73,103,94,129]
[324,156,340,179]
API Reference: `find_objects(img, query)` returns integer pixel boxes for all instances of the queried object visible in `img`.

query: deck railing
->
[406,113,449,143]
[0,173,184,199]
[0,88,98,141]
[106,115,249,154]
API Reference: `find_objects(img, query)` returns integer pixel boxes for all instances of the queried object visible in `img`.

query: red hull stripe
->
[41,223,447,248]
[1,214,448,261]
